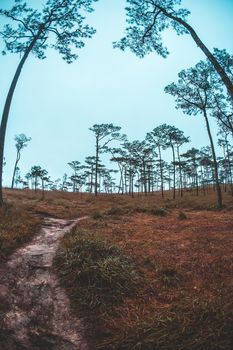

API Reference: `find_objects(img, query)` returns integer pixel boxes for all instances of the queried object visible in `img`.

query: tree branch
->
[141,9,161,43]
[3,13,35,36]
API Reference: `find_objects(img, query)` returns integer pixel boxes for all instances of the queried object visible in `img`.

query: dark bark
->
[124,168,128,195]
[157,6,233,101]
[226,142,233,196]
[177,146,183,197]
[171,144,176,199]
[118,166,124,194]
[0,30,43,206]
[142,161,147,196]
[34,176,38,192]
[131,175,134,198]
[195,167,199,196]
[89,165,94,193]
[41,179,45,200]
[158,145,164,197]
[200,166,206,195]
[203,109,223,208]
[94,139,99,196]
[11,150,20,189]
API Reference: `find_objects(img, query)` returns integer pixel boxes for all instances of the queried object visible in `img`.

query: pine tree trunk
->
[0,30,42,206]
[11,151,20,189]
[143,161,147,196]
[171,144,176,199]
[94,139,99,196]
[226,141,233,196]
[157,6,233,101]
[177,146,183,197]
[158,145,164,197]
[203,109,223,208]
[195,168,199,196]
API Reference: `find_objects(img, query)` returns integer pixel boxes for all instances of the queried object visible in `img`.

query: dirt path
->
[0,217,88,350]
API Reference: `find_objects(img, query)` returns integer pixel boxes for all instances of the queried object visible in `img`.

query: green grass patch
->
[54,228,141,310]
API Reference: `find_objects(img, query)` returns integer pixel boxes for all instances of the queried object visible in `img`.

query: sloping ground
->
[0,217,88,350]
[0,205,41,263]
[55,209,233,349]
[1,190,233,349]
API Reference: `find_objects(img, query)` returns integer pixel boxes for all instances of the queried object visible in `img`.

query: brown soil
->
[1,189,233,349]
[79,210,233,298]
[75,210,233,348]
[0,217,88,350]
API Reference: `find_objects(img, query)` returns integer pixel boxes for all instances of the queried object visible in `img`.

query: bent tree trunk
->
[11,151,20,189]
[0,33,41,206]
[157,6,233,101]
[203,109,223,208]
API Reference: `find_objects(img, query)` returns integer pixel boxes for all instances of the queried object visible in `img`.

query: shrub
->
[150,207,169,217]
[104,207,126,216]
[91,210,104,219]
[178,211,187,220]
[158,268,181,287]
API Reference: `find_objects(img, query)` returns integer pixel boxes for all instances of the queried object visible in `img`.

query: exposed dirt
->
[0,217,88,350]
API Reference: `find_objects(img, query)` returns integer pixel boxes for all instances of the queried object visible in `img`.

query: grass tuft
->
[150,207,169,217]
[54,228,141,310]
[91,210,105,220]
[178,211,188,220]
[99,297,233,350]
[158,268,181,287]
[104,206,126,216]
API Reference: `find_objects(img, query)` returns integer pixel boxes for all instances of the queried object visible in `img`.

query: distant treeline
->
[10,122,233,204]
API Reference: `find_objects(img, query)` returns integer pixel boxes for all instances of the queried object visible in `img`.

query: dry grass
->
[54,228,141,310]
[3,186,233,219]
[0,204,41,262]
[1,187,233,349]
[55,207,233,349]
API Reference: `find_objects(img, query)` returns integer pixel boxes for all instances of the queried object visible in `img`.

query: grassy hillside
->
[1,188,233,349]
[0,204,41,262]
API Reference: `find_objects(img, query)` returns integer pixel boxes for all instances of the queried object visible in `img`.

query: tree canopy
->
[0,0,97,63]
[0,0,98,205]
[114,0,233,101]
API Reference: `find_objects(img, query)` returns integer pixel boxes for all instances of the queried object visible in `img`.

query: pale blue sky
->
[1,0,233,186]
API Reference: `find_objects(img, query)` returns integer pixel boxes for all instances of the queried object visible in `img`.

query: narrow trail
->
[0,217,88,350]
